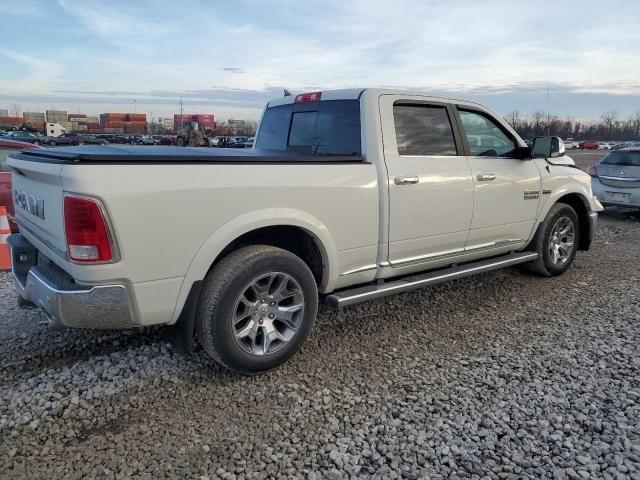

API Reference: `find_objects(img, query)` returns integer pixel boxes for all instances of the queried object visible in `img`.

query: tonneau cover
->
[10,145,363,164]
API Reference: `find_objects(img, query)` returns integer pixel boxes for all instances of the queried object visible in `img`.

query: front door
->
[454,107,541,251]
[380,95,474,270]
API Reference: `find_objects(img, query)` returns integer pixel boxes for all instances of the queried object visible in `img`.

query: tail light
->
[295,91,322,103]
[64,195,115,263]
[586,165,598,178]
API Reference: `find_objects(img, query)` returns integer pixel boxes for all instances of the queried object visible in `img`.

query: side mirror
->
[532,136,565,158]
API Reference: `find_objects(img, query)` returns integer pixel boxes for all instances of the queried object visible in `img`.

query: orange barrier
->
[0,206,11,271]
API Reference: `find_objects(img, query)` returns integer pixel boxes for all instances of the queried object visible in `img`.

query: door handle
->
[394,176,420,185]
[477,173,496,181]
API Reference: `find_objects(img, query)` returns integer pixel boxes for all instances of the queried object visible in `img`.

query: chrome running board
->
[326,252,538,309]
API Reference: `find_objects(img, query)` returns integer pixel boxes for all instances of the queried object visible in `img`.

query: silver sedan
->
[588,148,640,209]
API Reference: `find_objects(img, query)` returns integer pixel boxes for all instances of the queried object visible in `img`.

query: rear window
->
[255,100,361,156]
[601,152,640,166]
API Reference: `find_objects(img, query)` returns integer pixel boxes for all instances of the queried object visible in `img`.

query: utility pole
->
[179,97,184,129]
[546,86,551,136]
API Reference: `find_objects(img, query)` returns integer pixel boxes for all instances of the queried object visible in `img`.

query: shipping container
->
[103,121,127,128]
[86,116,99,123]
[23,112,46,122]
[126,113,147,122]
[0,117,23,125]
[101,127,125,134]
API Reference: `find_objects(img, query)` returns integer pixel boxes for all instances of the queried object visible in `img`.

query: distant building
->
[0,109,8,117]
[158,117,174,130]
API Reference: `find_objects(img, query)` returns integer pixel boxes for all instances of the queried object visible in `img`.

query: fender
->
[524,174,599,246]
[169,208,339,324]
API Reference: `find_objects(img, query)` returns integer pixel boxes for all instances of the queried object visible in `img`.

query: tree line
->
[504,111,640,141]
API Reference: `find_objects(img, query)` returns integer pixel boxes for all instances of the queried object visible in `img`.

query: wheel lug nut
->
[261,299,266,304]
[269,314,274,319]
[258,319,264,325]
[270,302,276,307]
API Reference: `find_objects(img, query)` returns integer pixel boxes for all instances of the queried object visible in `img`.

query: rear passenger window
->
[393,105,458,156]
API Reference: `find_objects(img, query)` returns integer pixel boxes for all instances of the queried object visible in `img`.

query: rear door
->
[379,95,473,271]
[454,106,541,251]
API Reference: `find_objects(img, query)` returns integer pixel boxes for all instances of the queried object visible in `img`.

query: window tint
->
[393,105,457,156]
[255,100,361,156]
[254,104,291,150]
[459,110,516,157]
[601,152,640,166]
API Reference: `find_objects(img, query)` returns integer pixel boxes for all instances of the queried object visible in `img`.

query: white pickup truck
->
[7,89,602,373]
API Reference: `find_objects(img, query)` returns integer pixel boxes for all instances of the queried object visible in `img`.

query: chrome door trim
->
[389,246,466,267]
[389,239,525,267]
[339,264,378,276]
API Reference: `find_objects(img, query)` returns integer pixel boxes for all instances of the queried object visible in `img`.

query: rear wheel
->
[33,140,40,146]
[525,203,579,276]
[176,137,185,147]
[196,245,318,374]
[49,140,57,146]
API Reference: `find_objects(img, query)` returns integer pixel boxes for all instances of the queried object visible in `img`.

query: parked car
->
[6,88,602,374]
[563,140,580,149]
[226,136,250,148]
[587,148,640,210]
[580,140,600,149]
[598,142,615,150]
[46,133,82,146]
[0,131,47,146]
[136,135,158,145]
[78,135,108,145]
[0,139,44,232]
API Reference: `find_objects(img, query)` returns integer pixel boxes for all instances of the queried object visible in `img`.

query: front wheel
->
[49,140,56,146]
[33,140,40,146]
[524,202,579,276]
[196,245,318,374]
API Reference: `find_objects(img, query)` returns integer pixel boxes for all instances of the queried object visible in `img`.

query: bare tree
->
[505,111,521,131]
[631,111,640,138]
[600,111,619,138]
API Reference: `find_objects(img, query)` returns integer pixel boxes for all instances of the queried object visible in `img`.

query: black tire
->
[524,202,580,276]
[196,245,318,374]
[49,140,56,146]
[33,140,40,146]
[176,137,185,147]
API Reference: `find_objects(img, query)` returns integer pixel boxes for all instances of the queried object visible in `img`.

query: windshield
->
[255,100,361,156]
[601,152,640,166]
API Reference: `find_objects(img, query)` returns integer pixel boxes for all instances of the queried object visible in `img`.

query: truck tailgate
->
[8,156,67,259]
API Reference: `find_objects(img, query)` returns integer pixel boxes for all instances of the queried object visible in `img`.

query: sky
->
[1,0,639,122]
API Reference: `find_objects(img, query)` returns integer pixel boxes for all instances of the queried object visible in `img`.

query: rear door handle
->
[477,173,496,181]
[394,176,420,185]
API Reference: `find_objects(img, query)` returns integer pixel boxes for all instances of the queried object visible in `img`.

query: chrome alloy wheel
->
[232,272,305,356]
[548,216,575,266]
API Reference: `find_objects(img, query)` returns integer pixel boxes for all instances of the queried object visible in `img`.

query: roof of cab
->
[266,88,486,109]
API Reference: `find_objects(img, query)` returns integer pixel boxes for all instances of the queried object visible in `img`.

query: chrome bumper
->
[8,234,135,329]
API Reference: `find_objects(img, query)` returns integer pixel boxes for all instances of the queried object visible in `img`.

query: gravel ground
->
[1,210,639,479]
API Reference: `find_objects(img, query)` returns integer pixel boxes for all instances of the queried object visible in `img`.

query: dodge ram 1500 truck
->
[7,89,602,374]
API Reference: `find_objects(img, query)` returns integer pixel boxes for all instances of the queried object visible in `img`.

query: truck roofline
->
[265,88,490,110]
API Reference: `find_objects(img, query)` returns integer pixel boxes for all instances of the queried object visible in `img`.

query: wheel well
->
[215,226,325,286]
[557,193,590,250]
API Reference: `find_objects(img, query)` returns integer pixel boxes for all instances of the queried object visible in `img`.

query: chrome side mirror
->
[532,136,565,158]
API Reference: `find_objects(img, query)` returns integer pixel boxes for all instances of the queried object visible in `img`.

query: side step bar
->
[326,252,538,309]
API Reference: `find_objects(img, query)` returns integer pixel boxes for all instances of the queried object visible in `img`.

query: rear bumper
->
[8,233,135,329]
[592,179,640,208]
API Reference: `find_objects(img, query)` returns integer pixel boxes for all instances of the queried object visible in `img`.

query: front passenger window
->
[459,110,516,157]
